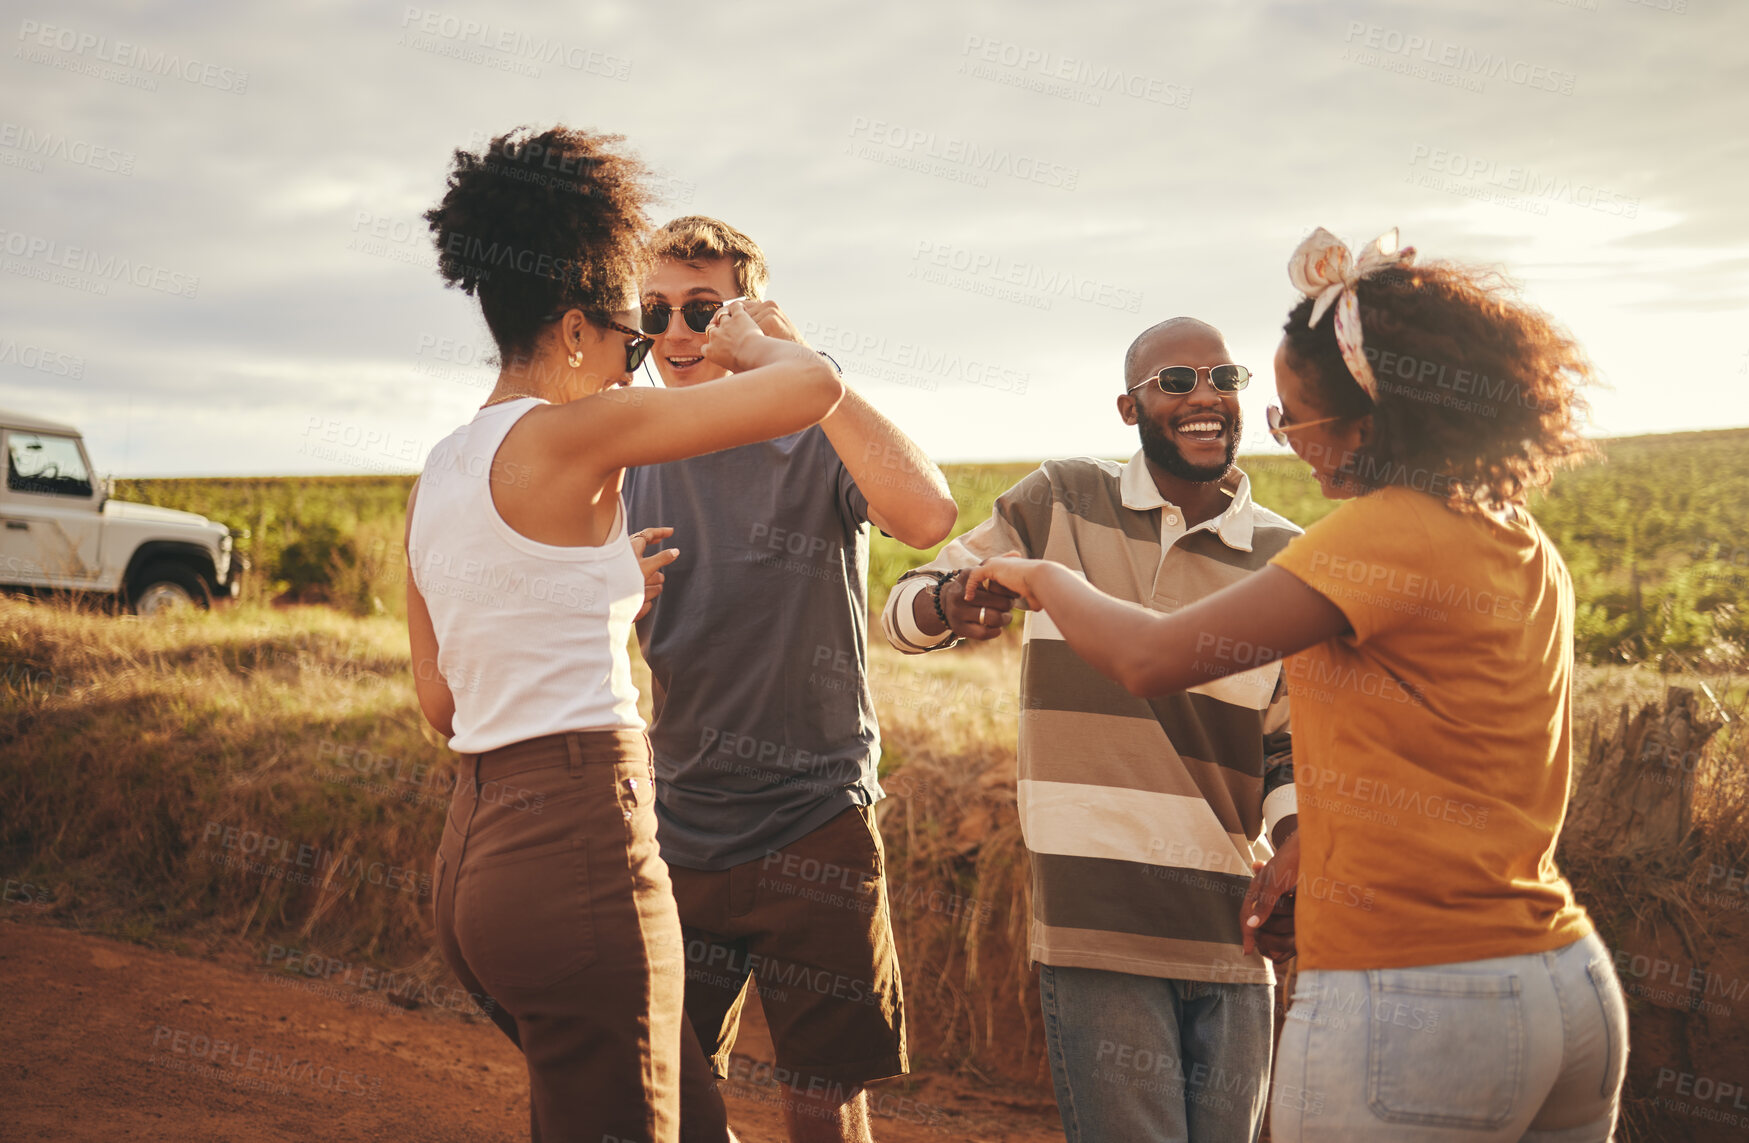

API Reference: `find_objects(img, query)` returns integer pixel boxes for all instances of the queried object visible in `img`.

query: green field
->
[117,427,1749,667]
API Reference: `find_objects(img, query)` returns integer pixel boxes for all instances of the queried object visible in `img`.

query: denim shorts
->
[1270,931,1628,1142]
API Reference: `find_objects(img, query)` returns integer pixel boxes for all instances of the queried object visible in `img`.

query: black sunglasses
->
[605,317,655,371]
[543,310,654,371]
[1127,364,1252,395]
[640,298,731,336]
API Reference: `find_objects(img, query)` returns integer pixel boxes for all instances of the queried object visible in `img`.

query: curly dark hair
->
[1281,262,1595,513]
[424,126,652,358]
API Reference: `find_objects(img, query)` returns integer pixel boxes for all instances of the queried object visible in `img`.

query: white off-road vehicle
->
[0,408,239,614]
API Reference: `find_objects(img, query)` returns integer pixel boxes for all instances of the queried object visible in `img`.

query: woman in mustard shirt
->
[969,229,1628,1142]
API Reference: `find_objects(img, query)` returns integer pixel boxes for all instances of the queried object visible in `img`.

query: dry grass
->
[0,597,449,974]
[863,636,1042,1081]
[6,595,1749,1132]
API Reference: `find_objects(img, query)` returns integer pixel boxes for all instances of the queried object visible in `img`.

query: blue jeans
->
[1270,931,1629,1142]
[1039,963,1274,1143]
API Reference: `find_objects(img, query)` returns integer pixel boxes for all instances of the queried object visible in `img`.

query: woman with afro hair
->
[406,126,841,1142]
[968,229,1629,1141]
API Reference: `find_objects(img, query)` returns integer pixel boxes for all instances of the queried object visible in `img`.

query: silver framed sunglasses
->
[1127,364,1252,395]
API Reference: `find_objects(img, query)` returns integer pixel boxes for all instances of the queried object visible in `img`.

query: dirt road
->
[0,921,1063,1142]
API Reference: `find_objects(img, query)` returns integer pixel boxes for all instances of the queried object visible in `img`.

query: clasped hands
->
[960,552,1300,963]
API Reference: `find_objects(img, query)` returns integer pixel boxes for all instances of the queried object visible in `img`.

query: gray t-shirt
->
[624,426,883,870]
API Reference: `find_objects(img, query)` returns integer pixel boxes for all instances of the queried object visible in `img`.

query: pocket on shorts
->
[1366,968,1523,1130]
[454,837,595,991]
[852,805,885,872]
[1585,956,1629,1100]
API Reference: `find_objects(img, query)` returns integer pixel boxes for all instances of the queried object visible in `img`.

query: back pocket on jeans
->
[1585,956,1629,1100]
[1366,969,1523,1130]
[454,837,595,991]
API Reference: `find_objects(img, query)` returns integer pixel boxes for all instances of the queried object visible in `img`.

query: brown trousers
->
[433,728,729,1143]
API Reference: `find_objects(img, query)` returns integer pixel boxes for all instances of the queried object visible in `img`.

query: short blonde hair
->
[648,215,769,299]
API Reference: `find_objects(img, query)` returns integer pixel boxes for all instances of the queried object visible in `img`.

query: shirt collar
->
[1120,449,1257,552]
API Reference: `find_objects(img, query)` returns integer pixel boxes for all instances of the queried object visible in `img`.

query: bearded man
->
[879,317,1301,1143]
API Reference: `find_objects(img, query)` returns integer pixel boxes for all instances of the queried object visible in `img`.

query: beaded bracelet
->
[929,570,957,630]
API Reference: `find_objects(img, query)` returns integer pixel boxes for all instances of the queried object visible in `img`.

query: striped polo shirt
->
[881,453,1301,985]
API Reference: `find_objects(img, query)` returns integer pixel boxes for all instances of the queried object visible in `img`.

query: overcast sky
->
[2,0,1745,476]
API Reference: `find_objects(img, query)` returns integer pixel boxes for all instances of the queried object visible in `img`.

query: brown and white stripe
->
[881,453,1300,984]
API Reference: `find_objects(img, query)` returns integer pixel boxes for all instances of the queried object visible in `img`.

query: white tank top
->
[409,397,645,753]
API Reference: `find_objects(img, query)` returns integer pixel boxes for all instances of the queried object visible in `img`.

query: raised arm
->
[818,385,956,548]
[734,299,955,548]
[537,303,844,474]
[966,559,1349,697]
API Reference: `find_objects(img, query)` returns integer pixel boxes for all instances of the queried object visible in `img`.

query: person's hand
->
[629,526,679,621]
[701,300,767,372]
[965,554,1048,611]
[740,299,805,345]
[1240,829,1300,963]
[938,569,1018,640]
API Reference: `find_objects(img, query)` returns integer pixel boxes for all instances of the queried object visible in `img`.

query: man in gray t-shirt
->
[625,216,956,1143]
[627,423,880,868]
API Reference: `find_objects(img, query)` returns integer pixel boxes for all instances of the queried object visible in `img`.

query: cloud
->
[2,0,1746,473]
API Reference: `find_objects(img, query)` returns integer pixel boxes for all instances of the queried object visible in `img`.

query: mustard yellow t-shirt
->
[1270,486,1592,971]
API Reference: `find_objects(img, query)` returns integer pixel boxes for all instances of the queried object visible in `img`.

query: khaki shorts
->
[668,806,908,1093]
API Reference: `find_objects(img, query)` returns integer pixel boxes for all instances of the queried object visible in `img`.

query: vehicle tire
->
[129,562,212,616]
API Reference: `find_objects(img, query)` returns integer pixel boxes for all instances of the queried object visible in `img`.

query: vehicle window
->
[6,431,93,497]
